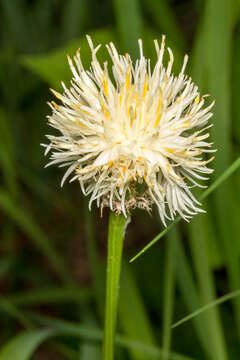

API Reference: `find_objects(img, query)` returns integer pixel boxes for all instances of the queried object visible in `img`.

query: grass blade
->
[61,0,89,42]
[0,189,73,284]
[0,329,55,360]
[21,29,117,89]
[188,215,228,359]
[9,287,90,306]
[119,263,157,360]
[0,109,18,197]
[172,289,240,329]
[27,313,195,360]
[174,236,213,358]
[162,228,178,359]
[143,0,185,51]
[84,200,105,318]
[0,296,32,328]
[113,0,142,59]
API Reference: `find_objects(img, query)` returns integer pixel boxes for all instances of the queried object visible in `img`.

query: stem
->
[103,212,129,360]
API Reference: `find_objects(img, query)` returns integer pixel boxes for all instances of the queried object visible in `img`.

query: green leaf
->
[9,286,90,306]
[172,289,240,329]
[0,296,32,328]
[61,0,89,42]
[28,313,195,360]
[0,189,73,284]
[188,215,228,360]
[0,0,31,51]
[174,236,213,358]
[113,0,143,59]
[0,109,18,197]
[0,329,55,360]
[0,256,15,280]
[79,342,101,360]
[162,228,178,359]
[143,0,185,51]
[84,200,105,318]
[119,263,157,360]
[21,28,117,89]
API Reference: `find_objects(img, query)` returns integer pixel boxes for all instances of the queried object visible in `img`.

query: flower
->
[44,35,215,224]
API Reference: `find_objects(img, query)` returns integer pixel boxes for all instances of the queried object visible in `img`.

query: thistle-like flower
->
[44,35,215,224]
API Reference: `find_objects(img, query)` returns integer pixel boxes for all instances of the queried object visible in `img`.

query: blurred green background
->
[0,0,240,359]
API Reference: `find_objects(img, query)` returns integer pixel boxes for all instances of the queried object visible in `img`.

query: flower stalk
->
[103,212,130,360]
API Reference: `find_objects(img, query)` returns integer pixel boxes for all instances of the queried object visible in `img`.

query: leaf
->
[172,289,240,329]
[28,313,195,360]
[188,215,228,360]
[0,296,32,328]
[119,263,157,360]
[0,188,73,284]
[113,0,143,59]
[162,228,178,358]
[174,237,213,357]
[0,329,55,360]
[9,286,90,306]
[79,342,101,360]
[21,28,117,89]
[0,109,18,197]
[143,0,185,51]
[61,0,89,42]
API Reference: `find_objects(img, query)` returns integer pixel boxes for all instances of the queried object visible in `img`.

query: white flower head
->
[44,35,215,224]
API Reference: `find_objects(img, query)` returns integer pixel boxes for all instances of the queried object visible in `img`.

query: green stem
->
[103,212,130,360]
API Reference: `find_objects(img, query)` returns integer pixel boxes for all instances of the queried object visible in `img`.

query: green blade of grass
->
[0,296,32,329]
[199,0,240,336]
[188,215,228,360]
[61,0,89,42]
[0,329,55,360]
[174,236,213,358]
[79,342,101,360]
[9,287,90,306]
[84,200,105,318]
[119,262,158,360]
[204,0,232,175]
[113,0,142,59]
[0,257,14,279]
[0,189,73,284]
[172,289,240,329]
[161,228,178,359]
[0,0,31,51]
[21,29,117,89]
[130,157,240,263]
[78,310,102,360]
[27,313,195,360]
[0,109,18,198]
[143,0,185,51]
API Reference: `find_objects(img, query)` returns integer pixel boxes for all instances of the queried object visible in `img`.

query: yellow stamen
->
[143,74,148,97]
[104,78,108,99]
[154,112,162,128]
[156,97,162,113]
[77,120,87,128]
[101,103,110,119]
[195,95,200,105]
[164,148,175,153]
[126,66,131,91]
